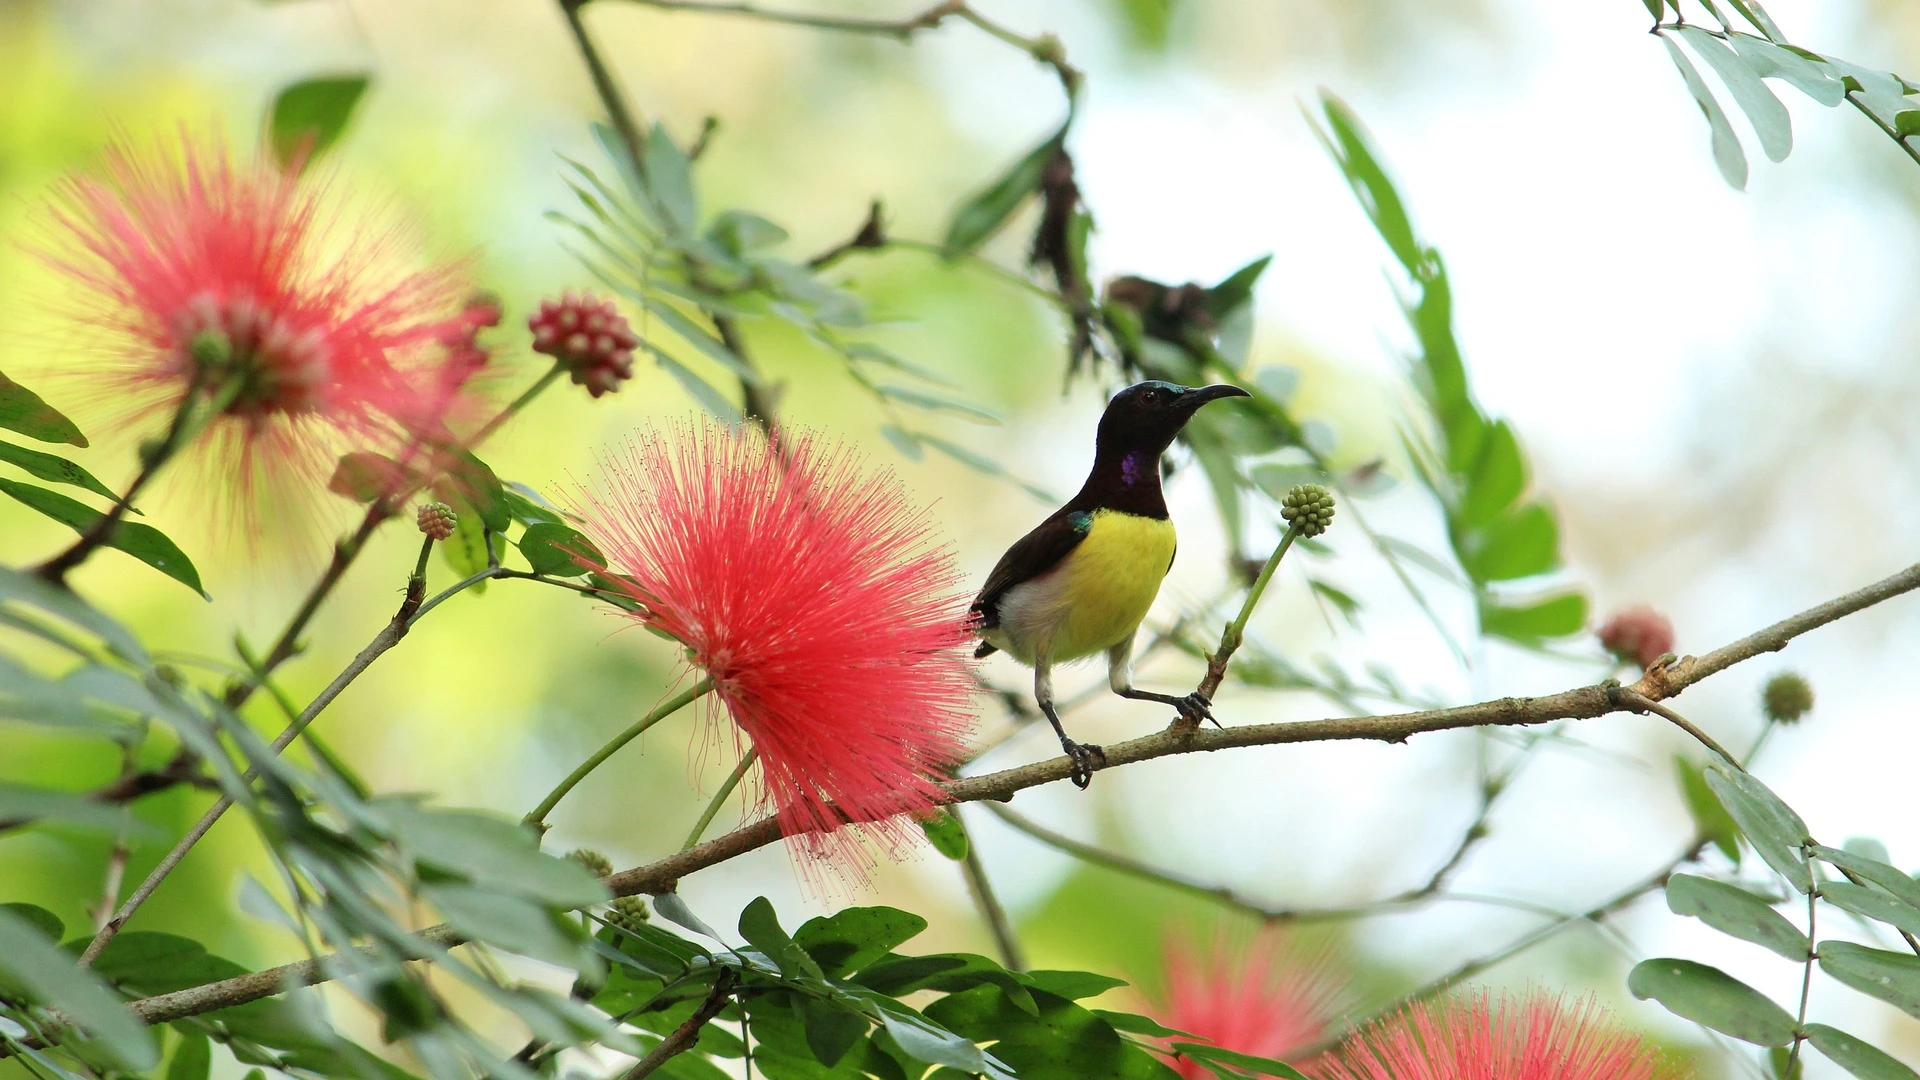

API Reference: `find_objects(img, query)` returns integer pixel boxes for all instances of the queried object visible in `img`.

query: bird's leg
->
[1036,657,1103,789]
[1108,637,1216,732]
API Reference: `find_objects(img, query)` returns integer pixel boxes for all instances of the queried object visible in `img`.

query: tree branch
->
[67,558,1920,1032]
[619,969,737,1080]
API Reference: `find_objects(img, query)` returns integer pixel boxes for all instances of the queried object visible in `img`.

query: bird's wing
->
[972,509,1094,630]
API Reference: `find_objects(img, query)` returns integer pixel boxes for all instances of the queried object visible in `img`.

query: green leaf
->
[1478,591,1586,643]
[1727,34,1846,106]
[422,882,588,969]
[1627,957,1797,1046]
[0,907,157,1069]
[0,441,118,502]
[1821,880,1920,937]
[1677,756,1742,862]
[1810,845,1920,910]
[648,345,742,423]
[167,1031,212,1080]
[876,385,1002,424]
[1021,971,1127,1000]
[87,932,249,997]
[1457,419,1524,526]
[0,903,63,940]
[1204,255,1272,321]
[739,896,824,981]
[0,781,160,835]
[1459,502,1558,582]
[1804,1023,1920,1080]
[919,809,969,861]
[379,802,609,907]
[640,299,755,382]
[1092,1010,1190,1038]
[268,75,371,170]
[1170,1043,1311,1079]
[439,503,489,586]
[503,482,564,525]
[1313,92,1422,274]
[1641,0,1664,17]
[708,210,789,254]
[518,522,603,577]
[0,479,205,597]
[1726,0,1784,39]
[652,891,724,940]
[0,567,147,664]
[642,123,698,235]
[1677,26,1792,162]
[800,995,870,1067]
[942,129,1066,258]
[1704,762,1812,893]
[0,370,86,446]
[794,907,929,980]
[327,451,415,503]
[1659,32,1749,189]
[1819,941,1920,1020]
[876,1006,1004,1077]
[1665,874,1808,960]
[443,452,511,532]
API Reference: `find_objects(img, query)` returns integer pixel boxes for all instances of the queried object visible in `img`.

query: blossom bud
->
[1280,484,1335,537]
[1598,605,1674,670]
[528,291,640,398]
[566,848,614,879]
[607,895,650,931]
[1762,672,1813,725]
[416,501,457,541]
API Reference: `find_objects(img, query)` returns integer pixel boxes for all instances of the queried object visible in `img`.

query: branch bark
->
[71,558,1920,1032]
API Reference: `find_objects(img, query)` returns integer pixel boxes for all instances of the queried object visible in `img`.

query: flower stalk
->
[525,679,714,833]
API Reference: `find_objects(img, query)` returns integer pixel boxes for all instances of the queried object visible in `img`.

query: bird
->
[972,380,1251,789]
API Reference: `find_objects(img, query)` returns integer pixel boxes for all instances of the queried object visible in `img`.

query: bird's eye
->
[1140,388,1163,405]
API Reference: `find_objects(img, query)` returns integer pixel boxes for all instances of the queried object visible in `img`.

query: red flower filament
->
[40,135,480,516]
[1311,991,1684,1080]
[1157,930,1343,1078]
[572,421,978,870]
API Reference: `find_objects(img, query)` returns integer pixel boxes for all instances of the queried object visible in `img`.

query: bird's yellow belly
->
[991,510,1176,663]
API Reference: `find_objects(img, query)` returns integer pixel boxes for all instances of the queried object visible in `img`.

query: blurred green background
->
[5,0,1920,1075]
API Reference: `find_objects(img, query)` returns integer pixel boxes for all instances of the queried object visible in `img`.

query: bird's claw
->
[1168,692,1216,732]
[1062,739,1107,789]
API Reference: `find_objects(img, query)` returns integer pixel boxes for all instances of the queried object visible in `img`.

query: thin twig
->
[620,969,737,1080]
[682,749,754,850]
[1619,690,1740,767]
[956,813,1025,971]
[55,558,1920,1031]
[559,0,648,169]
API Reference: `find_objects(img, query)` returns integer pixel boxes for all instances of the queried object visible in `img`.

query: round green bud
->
[606,895,650,931]
[1280,483,1336,538]
[1762,672,1813,725]
[566,848,613,879]
[416,502,458,542]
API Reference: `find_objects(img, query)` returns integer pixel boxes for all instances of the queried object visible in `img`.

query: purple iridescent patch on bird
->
[1121,450,1149,486]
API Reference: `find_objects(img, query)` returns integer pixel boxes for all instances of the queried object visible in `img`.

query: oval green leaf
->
[1821,881,1920,937]
[1659,32,1749,189]
[0,441,119,503]
[327,451,415,503]
[1677,26,1792,162]
[1478,591,1587,643]
[1819,941,1920,1020]
[1704,761,1812,892]
[0,907,157,1070]
[1627,957,1797,1046]
[919,808,969,862]
[1676,755,1742,862]
[1812,845,1920,909]
[269,74,371,170]
[518,522,602,577]
[1804,1022,1920,1080]
[1666,874,1808,960]
[0,370,86,447]
[942,129,1065,258]
[1460,502,1559,582]
[0,479,205,598]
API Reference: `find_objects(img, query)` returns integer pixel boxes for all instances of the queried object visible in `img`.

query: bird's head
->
[1095,380,1251,462]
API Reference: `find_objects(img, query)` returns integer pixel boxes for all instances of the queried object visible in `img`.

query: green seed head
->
[416,502,458,541]
[1762,672,1813,725]
[607,895,650,931]
[566,848,613,879]
[1280,483,1336,538]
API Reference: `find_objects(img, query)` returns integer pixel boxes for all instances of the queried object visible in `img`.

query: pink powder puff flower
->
[1155,930,1345,1078]
[1598,605,1676,671]
[1310,990,1686,1080]
[569,420,978,873]
[38,134,483,527]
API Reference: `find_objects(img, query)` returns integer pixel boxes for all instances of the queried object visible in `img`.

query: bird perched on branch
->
[972,380,1250,788]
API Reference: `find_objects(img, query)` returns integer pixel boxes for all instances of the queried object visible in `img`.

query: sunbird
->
[972,380,1251,788]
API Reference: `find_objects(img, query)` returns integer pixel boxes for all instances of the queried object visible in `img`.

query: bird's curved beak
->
[1180,383,1252,410]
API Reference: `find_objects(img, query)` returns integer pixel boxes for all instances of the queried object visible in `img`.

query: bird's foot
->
[1061,739,1107,789]
[1167,692,1216,733]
